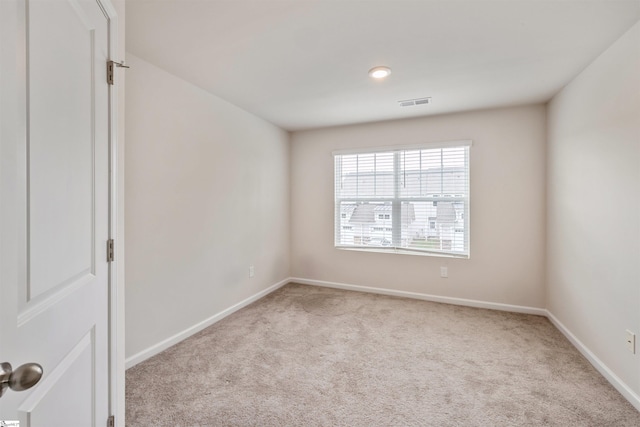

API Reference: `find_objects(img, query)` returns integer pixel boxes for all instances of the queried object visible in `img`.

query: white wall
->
[291,105,546,308]
[547,22,640,398]
[124,54,290,360]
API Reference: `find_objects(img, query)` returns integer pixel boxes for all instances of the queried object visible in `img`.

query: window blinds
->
[334,141,471,257]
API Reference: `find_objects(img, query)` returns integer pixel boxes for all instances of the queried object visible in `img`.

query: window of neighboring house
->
[333,140,471,258]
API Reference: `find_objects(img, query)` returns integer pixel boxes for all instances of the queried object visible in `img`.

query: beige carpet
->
[126,283,640,426]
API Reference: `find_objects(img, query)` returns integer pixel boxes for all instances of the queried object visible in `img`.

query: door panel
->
[26,0,95,307]
[20,331,94,426]
[0,0,112,425]
[28,0,95,301]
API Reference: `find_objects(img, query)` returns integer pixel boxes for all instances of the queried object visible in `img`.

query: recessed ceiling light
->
[368,66,391,79]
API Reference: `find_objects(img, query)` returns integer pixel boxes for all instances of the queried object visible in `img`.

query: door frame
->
[101,0,124,423]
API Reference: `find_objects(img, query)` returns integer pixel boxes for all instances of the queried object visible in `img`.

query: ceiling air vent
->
[398,97,432,107]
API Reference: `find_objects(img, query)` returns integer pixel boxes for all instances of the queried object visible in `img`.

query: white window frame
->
[333,140,471,258]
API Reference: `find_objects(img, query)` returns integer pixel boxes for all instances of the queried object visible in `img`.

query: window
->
[334,141,471,257]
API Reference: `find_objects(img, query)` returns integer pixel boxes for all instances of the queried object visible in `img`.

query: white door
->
[0,0,112,425]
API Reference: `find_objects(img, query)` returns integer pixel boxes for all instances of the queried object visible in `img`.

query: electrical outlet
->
[249,265,255,278]
[626,330,635,354]
[440,266,448,278]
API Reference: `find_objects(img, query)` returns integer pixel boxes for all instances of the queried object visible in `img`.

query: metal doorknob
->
[0,362,43,398]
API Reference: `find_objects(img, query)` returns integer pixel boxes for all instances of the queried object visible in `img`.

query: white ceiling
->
[126,0,640,131]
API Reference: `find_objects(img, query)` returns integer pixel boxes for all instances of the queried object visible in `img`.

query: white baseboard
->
[546,311,640,412]
[290,277,547,316]
[125,278,289,369]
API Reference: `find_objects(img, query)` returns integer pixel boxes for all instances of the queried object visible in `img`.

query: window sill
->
[336,246,469,259]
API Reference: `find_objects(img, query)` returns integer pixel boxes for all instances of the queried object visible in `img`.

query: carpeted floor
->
[126,283,640,426]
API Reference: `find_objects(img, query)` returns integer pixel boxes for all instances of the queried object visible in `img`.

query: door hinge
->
[107,239,115,262]
[107,415,115,427]
[107,60,130,85]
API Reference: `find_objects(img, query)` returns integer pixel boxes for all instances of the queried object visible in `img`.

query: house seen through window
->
[334,141,471,257]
